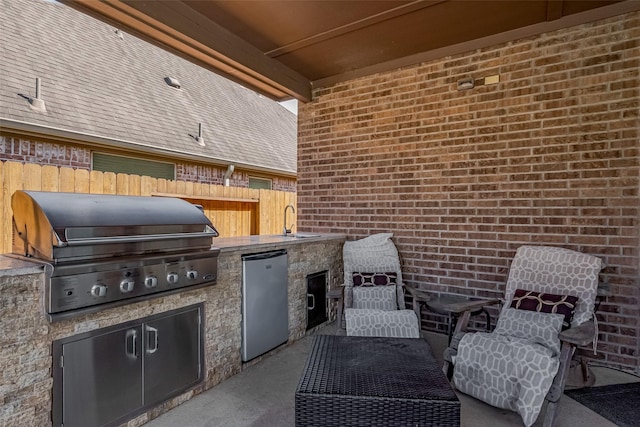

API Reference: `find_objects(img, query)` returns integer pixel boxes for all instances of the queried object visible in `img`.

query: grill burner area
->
[48,250,216,319]
[11,191,220,321]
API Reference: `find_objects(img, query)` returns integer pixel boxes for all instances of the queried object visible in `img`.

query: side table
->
[327,287,344,329]
[407,288,499,343]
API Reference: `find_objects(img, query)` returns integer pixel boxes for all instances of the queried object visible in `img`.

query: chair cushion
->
[494,308,564,356]
[352,285,397,310]
[510,289,578,330]
[454,331,560,426]
[345,308,420,338]
[503,245,603,327]
[343,233,402,288]
[352,271,398,287]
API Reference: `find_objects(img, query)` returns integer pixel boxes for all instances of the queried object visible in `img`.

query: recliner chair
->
[342,233,420,338]
[443,245,604,427]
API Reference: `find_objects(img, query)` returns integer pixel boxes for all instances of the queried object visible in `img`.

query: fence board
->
[75,169,90,193]
[23,164,42,191]
[2,162,23,252]
[0,162,6,251]
[0,160,296,253]
[103,172,117,194]
[156,178,167,194]
[89,171,104,194]
[41,166,59,192]
[128,175,141,196]
[115,173,128,194]
[59,167,75,192]
[140,176,156,196]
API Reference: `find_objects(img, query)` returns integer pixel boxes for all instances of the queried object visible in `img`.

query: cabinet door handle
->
[307,293,315,310]
[125,329,138,359]
[146,326,159,354]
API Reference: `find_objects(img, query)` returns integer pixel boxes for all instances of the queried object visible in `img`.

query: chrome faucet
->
[283,204,295,235]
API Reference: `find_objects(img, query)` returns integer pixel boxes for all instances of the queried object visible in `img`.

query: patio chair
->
[443,245,604,427]
[342,233,420,338]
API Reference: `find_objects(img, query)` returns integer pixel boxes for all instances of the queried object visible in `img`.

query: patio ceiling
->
[62,1,636,102]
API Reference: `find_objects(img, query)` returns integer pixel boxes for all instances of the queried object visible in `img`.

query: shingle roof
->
[0,0,297,175]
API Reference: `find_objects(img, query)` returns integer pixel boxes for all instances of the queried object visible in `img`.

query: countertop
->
[0,233,346,274]
[213,233,346,253]
[0,254,47,277]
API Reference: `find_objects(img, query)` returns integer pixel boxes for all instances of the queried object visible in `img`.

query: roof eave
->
[0,118,297,178]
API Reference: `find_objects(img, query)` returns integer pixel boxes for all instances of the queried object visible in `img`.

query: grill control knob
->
[144,275,158,288]
[120,280,135,294]
[120,279,135,293]
[90,284,107,297]
[167,273,179,285]
[186,270,198,280]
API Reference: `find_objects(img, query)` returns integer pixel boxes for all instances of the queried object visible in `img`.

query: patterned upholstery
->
[343,233,404,308]
[502,245,603,326]
[494,308,564,356]
[342,233,420,338]
[352,286,397,310]
[454,332,560,427]
[452,245,603,427]
[345,309,421,338]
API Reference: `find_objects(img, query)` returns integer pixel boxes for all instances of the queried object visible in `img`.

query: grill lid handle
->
[64,230,217,246]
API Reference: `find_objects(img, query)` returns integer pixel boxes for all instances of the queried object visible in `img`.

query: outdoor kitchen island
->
[0,233,345,427]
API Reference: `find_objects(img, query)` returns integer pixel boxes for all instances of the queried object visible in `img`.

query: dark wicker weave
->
[295,335,460,426]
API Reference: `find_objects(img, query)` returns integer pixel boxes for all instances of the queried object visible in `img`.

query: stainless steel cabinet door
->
[143,306,202,406]
[61,325,143,427]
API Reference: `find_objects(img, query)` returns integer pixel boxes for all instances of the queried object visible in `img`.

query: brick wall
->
[298,11,639,371]
[0,134,297,192]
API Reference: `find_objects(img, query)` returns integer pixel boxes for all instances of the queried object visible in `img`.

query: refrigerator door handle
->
[242,249,287,261]
[146,325,159,354]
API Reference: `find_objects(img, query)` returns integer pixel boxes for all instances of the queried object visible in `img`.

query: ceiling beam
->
[62,0,312,102]
[266,0,447,58]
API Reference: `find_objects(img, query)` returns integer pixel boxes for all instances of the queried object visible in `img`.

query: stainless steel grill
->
[11,190,220,321]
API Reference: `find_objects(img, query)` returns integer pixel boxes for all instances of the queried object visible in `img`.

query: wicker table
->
[295,335,460,426]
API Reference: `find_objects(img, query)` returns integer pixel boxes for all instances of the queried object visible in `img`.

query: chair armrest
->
[327,286,344,299]
[559,320,595,347]
[404,286,429,300]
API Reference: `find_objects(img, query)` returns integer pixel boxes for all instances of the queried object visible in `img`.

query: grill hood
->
[12,190,219,263]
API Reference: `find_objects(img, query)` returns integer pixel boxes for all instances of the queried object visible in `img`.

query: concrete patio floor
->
[145,322,638,427]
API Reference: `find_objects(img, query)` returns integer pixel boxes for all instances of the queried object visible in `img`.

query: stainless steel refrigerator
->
[241,249,289,361]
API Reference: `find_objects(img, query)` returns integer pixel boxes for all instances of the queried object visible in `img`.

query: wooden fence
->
[0,160,296,254]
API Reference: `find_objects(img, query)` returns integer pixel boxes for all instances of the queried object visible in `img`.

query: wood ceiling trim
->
[266,0,446,58]
[312,0,640,91]
[65,0,311,101]
[546,0,565,21]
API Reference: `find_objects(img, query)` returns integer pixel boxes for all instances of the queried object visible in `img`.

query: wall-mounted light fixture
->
[457,77,475,91]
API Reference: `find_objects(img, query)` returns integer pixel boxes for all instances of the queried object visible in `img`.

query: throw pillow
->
[494,308,564,355]
[352,271,398,287]
[510,289,578,330]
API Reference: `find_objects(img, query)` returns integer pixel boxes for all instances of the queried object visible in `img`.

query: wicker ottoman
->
[295,335,460,426]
